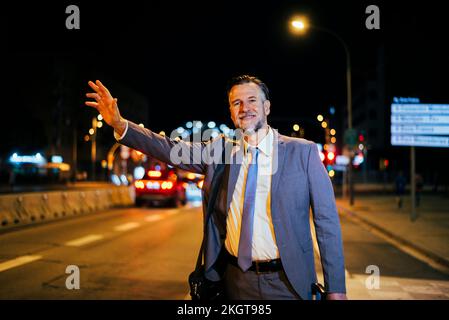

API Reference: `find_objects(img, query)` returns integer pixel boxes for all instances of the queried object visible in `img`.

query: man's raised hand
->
[85,80,127,136]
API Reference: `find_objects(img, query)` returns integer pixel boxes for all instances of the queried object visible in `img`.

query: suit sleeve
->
[306,142,346,294]
[118,120,218,174]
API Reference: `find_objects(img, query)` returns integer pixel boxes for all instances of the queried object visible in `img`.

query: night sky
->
[3,0,448,163]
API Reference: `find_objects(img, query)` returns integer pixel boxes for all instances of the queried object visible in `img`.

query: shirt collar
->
[243,126,274,157]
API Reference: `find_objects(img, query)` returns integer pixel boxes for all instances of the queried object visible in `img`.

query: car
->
[134,167,186,207]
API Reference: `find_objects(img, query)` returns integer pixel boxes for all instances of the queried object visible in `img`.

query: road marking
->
[0,255,43,272]
[145,214,164,222]
[114,222,141,232]
[166,209,180,216]
[65,234,104,247]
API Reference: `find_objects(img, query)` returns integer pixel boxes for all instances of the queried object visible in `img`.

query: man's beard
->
[243,119,264,135]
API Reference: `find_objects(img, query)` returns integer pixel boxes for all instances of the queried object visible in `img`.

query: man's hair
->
[226,75,270,101]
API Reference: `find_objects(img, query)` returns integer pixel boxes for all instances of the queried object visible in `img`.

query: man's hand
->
[326,293,348,300]
[85,80,127,136]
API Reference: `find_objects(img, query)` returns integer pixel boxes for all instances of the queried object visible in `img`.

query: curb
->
[337,203,449,274]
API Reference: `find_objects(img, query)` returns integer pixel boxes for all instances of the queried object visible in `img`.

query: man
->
[85,76,347,300]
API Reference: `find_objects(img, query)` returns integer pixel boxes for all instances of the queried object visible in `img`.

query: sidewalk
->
[336,194,449,273]
[332,194,449,299]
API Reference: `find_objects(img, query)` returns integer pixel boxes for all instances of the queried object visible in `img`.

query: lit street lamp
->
[290,15,354,205]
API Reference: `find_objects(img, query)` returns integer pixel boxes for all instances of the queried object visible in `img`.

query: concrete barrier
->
[0,186,135,230]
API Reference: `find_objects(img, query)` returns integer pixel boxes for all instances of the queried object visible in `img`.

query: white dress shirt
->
[115,122,280,260]
[225,127,279,261]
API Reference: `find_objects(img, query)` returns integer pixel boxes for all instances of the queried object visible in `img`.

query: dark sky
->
[3,0,448,156]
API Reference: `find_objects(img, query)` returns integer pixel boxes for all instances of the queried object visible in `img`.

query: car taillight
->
[161,181,173,190]
[134,181,145,189]
[148,170,162,178]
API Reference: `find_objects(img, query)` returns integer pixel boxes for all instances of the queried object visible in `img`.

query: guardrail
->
[0,186,135,230]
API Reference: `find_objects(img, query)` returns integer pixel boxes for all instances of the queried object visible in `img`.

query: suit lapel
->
[270,131,286,214]
[226,143,242,212]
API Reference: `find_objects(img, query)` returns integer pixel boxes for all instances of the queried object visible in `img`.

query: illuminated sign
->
[9,153,47,164]
[391,102,449,148]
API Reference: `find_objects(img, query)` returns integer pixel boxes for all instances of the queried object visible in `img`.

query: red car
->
[134,167,186,207]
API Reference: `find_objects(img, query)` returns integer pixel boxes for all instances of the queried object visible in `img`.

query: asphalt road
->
[0,204,448,299]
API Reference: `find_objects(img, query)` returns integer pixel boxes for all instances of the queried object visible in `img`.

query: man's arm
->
[85,80,212,174]
[306,142,347,299]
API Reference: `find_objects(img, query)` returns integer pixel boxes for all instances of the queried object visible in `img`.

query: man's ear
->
[264,100,271,116]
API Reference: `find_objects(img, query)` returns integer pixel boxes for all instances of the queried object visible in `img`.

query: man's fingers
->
[85,101,99,108]
[88,80,101,93]
[86,92,101,101]
[96,80,110,95]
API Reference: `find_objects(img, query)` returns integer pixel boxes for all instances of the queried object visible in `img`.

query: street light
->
[290,15,354,204]
[290,16,352,129]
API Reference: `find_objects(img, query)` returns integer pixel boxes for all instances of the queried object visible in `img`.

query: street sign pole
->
[410,146,417,221]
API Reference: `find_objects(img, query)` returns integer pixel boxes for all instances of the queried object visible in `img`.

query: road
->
[0,204,448,299]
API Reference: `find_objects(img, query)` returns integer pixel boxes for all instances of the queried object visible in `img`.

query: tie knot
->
[248,146,258,156]
[247,146,258,163]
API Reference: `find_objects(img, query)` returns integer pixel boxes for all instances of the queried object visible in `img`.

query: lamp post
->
[290,16,354,204]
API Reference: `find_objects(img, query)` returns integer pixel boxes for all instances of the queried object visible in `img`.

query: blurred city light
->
[97,114,103,121]
[329,170,335,177]
[111,174,121,186]
[51,155,63,163]
[138,123,145,128]
[331,137,337,144]
[317,114,324,122]
[186,121,193,128]
[97,121,103,128]
[330,129,336,136]
[321,121,328,128]
[159,131,166,136]
[84,135,90,142]
[207,121,216,129]
[9,153,46,164]
[293,124,300,132]
[89,128,95,135]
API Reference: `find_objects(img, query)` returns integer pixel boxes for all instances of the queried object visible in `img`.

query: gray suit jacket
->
[120,121,346,299]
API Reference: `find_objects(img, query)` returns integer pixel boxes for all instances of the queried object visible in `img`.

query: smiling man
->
[85,75,347,300]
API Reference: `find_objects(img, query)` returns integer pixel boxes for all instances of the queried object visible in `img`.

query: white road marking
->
[65,234,104,247]
[0,255,43,272]
[145,214,164,222]
[166,209,180,216]
[114,222,141,232]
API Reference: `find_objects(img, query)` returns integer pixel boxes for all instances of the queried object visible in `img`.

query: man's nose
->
[240,102,250,112]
